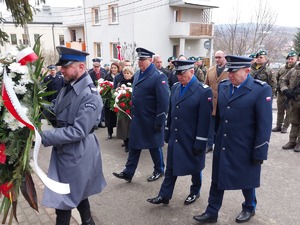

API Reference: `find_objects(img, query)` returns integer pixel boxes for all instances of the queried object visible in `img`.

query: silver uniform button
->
[224,134,227,137]
[222,147,225,150]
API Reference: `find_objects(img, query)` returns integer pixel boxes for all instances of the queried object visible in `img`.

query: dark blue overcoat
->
[129,63,169,149]
[165,78,213,176]
[43,74,65,102]
[213,76,272,190]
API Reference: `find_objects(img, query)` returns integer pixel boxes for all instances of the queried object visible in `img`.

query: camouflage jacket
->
[250,63,276,94]
[280,63,300,100]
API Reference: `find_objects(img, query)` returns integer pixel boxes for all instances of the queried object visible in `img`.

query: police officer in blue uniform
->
[193,55,272,224]
[147,60,212,205]
[113,47,169,182]
[43,65,65,102]
[41,47,106,225]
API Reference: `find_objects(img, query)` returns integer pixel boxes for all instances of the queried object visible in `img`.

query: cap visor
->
[55,60,74,66]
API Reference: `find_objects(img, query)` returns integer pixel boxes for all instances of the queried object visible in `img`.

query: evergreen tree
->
[293,28,300,54]
[0,0,45,45]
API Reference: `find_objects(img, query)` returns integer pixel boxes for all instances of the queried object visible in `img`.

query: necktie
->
[232,86,237,95]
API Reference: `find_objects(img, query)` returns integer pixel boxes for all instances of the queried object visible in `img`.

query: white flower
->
[3,111,25,131]
[0,65,3,75]
[8,62,28,74]
[14,84,27,95]
[19,72,33,85]
[8,72,17,79]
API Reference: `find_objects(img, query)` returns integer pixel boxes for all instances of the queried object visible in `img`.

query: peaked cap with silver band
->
[136,47,155,59]
[224,55,252,72]
[172,60,195,74]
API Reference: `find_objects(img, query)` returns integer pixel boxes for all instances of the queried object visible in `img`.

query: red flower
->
[0,182,13,198]
[120,102,126,108]
[0,143,6,164]
[125,93,131,98]
[114,108,119,113]
[129,101,132,106]
[125,109,131,114]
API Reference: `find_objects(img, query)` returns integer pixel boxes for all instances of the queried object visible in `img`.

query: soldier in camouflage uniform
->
[165,56,176,75]
[194,56,207,82]
[280,52,300,152]
[188,56,205,82]
[250,50,276,95]
[272,51,297,133]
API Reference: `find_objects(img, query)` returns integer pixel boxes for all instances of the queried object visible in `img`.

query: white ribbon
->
[3,68,70,194]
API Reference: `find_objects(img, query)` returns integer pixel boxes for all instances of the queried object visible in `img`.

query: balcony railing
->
[169,22,213,39]
[66,41,86,51]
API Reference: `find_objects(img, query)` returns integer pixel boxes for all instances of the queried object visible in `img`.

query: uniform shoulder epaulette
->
[158,70,164,75]
[199,82,209,89]
[254,79,266,86]
[220,78,229,83]
[88,84,98,93]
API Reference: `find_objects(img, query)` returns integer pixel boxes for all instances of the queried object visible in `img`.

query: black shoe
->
[124,146,129,153]
[107,134,112,139]
[184,193,200,205]
[112,172,132,182]
[147,171,164,182]
[235,211,255,223]
[147,196,169,205]
[206,146,213,153]
[193,213,218,223]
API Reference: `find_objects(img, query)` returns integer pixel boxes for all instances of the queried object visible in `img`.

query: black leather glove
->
[283,89,294,99]
[192,148,204,156]
[154,124,161,133]
[252,158,263,165]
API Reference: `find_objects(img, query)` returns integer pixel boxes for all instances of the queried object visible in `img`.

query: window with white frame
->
[109,4,119,24]
[10,34,17,45]
[94,42,102,58]
[92,7,100,25]
[110,43,118,60]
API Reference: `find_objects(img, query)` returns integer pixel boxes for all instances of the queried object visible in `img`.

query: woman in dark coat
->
[116,66,134,152]
[103,62,119,139]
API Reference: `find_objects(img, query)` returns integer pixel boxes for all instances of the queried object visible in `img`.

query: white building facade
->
[84,0,218,68]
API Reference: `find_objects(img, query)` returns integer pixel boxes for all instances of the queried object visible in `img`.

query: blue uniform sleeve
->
[252,85,273,160]
[154,73,170,127]
[193,88,213,150]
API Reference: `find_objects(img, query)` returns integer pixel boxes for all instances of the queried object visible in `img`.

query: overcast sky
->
[2,0,299,28]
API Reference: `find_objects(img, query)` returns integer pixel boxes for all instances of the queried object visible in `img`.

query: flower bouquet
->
[113,83,132,119]
[0,39,48,224]
[98,79,115,109]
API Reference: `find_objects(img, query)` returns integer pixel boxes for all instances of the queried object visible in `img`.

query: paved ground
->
[1,100,300,225]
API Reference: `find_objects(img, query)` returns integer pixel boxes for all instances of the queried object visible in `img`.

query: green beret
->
[286,51,297,59]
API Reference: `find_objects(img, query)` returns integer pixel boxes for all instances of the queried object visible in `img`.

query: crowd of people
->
[40,45,300,225]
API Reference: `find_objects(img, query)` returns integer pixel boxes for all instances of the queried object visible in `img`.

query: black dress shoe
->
[112,172,132,182]
[235,211,255,223]
[184,193,200,205]
[193,213,218,223]
[147,196,169,205]
[147,171,164,182]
